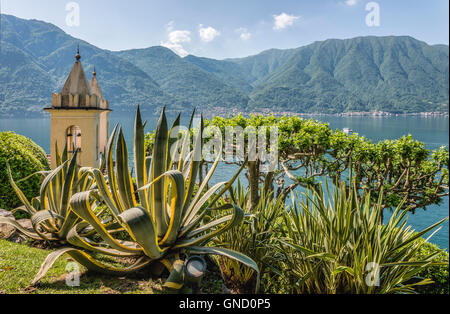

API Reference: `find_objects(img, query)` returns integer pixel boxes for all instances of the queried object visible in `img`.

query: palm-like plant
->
[0,144,93,242]
[212,181,284,292]
[277,181,449,294]
[32,107,259,291]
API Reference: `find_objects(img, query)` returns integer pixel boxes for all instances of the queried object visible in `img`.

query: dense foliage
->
[414,240,449,294]
[1,14,448,116]
[205,114,449,213]
[272,182,448,294]
[0,132,49,210]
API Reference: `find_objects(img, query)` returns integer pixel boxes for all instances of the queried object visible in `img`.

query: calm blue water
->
[1,114,448,249]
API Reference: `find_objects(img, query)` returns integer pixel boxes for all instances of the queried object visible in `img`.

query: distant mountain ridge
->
[0,14,448,117]
[113,47,250,110]
[246,37,449,113]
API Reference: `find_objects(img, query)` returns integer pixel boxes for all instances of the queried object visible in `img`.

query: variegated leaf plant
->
[33,106,260,292]
[0,143,100,242]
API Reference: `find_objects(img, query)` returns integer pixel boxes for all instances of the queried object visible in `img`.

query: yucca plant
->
[212,180,285,293]
[0,143,96,242]
[276,181,449,294]
[32,106,259,292]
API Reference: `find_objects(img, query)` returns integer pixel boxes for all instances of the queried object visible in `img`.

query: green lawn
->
[0,239,224,294]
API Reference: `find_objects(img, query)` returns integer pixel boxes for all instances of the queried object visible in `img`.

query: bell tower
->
[44,47,111,169]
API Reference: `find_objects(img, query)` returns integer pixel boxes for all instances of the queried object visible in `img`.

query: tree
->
[203,114,449,215]
[145,114,448,214]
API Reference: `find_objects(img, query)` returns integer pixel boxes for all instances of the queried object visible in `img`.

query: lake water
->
[1,114,449,249]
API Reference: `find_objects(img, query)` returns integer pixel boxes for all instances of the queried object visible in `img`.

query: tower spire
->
[75,44,81,61]
[90,65,103,98]
[61,44,90,97]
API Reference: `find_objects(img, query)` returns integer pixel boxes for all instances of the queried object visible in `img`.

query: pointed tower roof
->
[90,66,103,98]
[61,46,91,96]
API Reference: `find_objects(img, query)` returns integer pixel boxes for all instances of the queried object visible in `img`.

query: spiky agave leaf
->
[32,107,259,292]
[31,247,152,286]
[1,149,93,242]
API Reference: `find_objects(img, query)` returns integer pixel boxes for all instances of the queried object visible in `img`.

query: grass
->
[0,239,225,294]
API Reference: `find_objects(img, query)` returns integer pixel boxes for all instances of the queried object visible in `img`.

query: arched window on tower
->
[67,125,82,154]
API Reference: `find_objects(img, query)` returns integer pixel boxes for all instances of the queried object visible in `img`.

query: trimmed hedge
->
[415,240,449,294]
[0,132,50,210]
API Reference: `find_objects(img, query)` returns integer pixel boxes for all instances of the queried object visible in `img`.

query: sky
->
[1,0,448,59]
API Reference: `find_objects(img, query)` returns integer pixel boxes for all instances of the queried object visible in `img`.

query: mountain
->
[0,14,181,116]
[183,55,254,94]
[226,48,301,85]
[0,14,448,117]
[189,38,448,113]
[0,41,56,115]
[246,36,449,113]
[113,47,250,110]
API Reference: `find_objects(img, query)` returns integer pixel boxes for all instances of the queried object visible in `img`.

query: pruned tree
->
[146,114,449,216]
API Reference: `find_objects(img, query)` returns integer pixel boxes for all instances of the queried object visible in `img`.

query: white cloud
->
[273,13,299,30]
[236,27,251,40]
[161,28,191,57]
[160,41,189,57]
[345,0,358,5]
[198,25,221,42]
[168,30,191,44]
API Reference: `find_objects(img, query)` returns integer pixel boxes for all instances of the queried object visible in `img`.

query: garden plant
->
[212,181,285,293]
[0,107,448,295]
[273,181,448,294]
[30,107,259,292]
[203,114,449,217]
[0,143,94,242]
[0,132,50,210]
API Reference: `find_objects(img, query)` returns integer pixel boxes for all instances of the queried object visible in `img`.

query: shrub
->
[212,181,285,293]
[0,132,49,210]
[414,240,449,294]
[275,181,449,294]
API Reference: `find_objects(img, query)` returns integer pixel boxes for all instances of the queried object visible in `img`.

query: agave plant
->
[277,181,449,294]
[33,106,259,292]
[0,143,97,242]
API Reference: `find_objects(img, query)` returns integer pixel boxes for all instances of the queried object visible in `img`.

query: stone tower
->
[44,47,111,169]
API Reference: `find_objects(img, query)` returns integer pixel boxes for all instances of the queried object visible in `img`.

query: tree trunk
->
[247,160,260,209]
[263,171,275,199]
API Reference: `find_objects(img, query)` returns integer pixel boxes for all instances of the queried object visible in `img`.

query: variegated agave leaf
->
[33,106,260,292]
[0,147,96,242]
